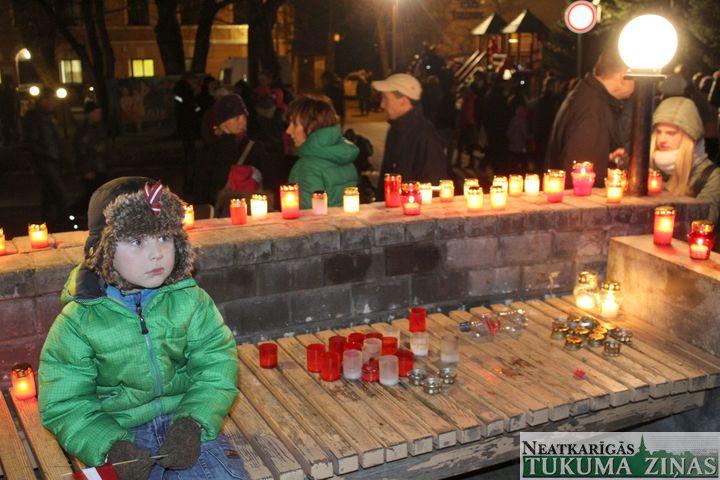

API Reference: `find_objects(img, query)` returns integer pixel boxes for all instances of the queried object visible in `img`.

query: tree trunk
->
[191,0,231,74]
[247,0,284,84]
[95,0,115,79]
[14,0,61,87]
[371,0,390,77]
[154,0,186,75]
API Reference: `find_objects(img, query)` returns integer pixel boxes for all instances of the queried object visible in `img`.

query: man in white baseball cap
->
[372,73,447,200]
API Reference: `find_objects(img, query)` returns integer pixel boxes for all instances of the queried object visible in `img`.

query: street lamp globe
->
[618,14,677,71]
[28,85,40,97]
[56,87,68,99]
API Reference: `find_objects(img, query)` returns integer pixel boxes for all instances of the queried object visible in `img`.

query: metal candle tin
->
[572,327,590,339]
[603,339,621,356]
[576,316,597,330]
[408,368,427,386]
[587,332,606,348]
[437,367,457,384]
[564,335,583,351]
[592,326,608,336]
[422,376,444,395]
[612,327,634,345]
[551,324,570,340]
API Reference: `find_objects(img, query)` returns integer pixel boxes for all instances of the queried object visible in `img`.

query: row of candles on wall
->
[256,307,459,387]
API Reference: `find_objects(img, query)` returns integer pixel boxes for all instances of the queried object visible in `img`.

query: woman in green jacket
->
[286,95,359,209]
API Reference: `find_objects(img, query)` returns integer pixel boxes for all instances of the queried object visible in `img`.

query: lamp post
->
[618,14,677,196]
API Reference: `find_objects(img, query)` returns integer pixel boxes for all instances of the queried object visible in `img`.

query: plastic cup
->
[343,350,362,380]
[344,341,363,351]
[348,332,366,344]
[410,332,429,356]
[409,307,427,332]
[384,325,400,338]
[258,343,277,369]
[362,338,382,363]
[440,335,459,363]
[397,349,414,377]
[381,336,398,355]
[362,358,379,382]
[306,343,325,372]
[329,335,346,357]
[365,332,383,341]
[321,351,341,382]
[379,355,399,386]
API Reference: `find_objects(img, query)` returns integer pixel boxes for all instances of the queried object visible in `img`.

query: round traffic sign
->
[565,0,597,34]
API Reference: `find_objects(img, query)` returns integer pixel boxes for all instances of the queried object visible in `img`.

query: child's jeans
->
[129,414,250,479]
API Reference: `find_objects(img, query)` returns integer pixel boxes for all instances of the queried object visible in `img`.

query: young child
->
[38,177,247,480]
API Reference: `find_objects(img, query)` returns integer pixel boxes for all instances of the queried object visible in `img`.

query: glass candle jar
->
[439,179,454,202]
[464,178,479,197]
[312,191,328,216]
[343,187,360,214]
[508,174,524,196]
[687,220,715,260]
[571,161,595,196]
[653,205,676,246]
[410,332,429,356]
[250,194,268,220]
[524,173,540,196]
[280,184,300,219]
[11,363,36,400]
[343,350,362,380]
[465,186,483,211]
[0,228,5,256]
[28,223,49,249]
[182,205,195,229]
[489,185,507,210]
[230,198,248,225]
[492,176,508,193]
[599,280,622,319]
[605,173,625,204]
[543,169,566,203]
[419,182,433,204]
[573,271,599,311]
[401,182,422,216]
[384,173,402,208]
[647,169,663,195]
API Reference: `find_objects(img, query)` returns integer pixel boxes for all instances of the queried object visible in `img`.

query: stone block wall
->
[0,190,709,384]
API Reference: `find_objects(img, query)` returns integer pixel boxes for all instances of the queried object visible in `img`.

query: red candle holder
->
[648,169,663,195]
[258,343,278,369]
[409,307,427,332]
[348,332,365,344]
[401,182,422,216]
[28,223,49,249]
[230,198,248,225]
[280,184,300,219]
[688,220,715,260]
[571,161,595,196]
[364,332,383,341]
[361,358,379,382]
[396,349,414,377]
[543,170,566,203]
[11,363,36,400]
[321,351,341,381]
[384,173,402,208]
[381,336,398,355]
[306,343,325,373]
[0,228,6,256]
[328,335,347,357]
[653,205,676,246]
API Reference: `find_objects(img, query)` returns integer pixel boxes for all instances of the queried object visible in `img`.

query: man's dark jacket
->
[378,105,447,199]
[546,74,625,176]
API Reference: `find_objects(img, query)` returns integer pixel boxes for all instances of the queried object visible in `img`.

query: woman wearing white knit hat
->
[651,96,720,225]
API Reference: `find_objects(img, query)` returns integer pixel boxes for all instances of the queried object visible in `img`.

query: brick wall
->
[0,190,709,385]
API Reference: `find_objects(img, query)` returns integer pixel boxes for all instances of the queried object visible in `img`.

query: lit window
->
[60,59,82,84]
[130,59,155,77]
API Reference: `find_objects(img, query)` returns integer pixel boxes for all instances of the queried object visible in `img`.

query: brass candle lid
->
[587,332,606,347]
[691,220,714,234]
[592,326,608,336]
[564,335,583,351]
[604,339,621,356]
[601,280,621,292]
[572,327,590,339]
[599,321,617,333]
[577,316,597,330]
[551,324,570,340]
[655,205,676,216]
[576,271,598,286]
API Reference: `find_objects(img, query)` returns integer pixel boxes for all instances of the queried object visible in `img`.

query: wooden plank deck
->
[2,297,719,479]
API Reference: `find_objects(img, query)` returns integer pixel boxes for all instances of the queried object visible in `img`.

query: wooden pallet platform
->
[2,298,719,479]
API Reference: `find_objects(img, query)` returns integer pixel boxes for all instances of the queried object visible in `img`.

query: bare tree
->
[242,0,286,84]
[155,0,186,75]
[190,0,232,74]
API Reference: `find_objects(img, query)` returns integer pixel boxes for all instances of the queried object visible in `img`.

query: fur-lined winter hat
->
[84,177,194,291]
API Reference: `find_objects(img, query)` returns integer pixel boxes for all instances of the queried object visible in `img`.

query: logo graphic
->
[520,432,720,479]
[565,0,597,34]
